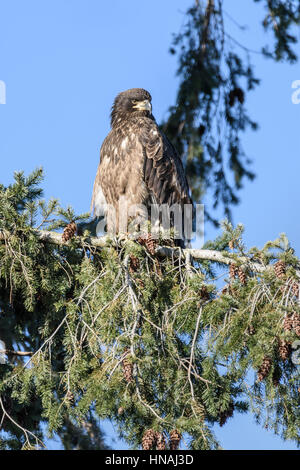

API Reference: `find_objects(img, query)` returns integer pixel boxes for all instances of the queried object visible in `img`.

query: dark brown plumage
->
[91,88,193,245]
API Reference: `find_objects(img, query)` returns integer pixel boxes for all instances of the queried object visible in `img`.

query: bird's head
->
[111,88,152,127]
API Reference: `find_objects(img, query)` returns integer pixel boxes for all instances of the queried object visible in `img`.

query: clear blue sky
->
[0,0,299,450]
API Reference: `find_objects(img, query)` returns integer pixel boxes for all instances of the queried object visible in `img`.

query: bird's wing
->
[141,120,192,207]
[90,134,112,217]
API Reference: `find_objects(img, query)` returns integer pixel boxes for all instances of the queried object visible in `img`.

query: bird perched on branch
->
[91,88,193,246]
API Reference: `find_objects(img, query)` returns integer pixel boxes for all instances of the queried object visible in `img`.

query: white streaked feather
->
[121,137,128,150]
[93,185,107,217]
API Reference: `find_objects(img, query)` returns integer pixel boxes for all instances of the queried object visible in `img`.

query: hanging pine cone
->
[62,221,77,242]
[292,282,299,298]
[274,260,286,279]
[65,390,75,405]
[145,234,158,256]
[169,430,181,450]
[136,278,145,289]
[237,267,247,285]
[221,284,238,297]
[221,284,230,295]
[219,402,234,427]
[137,236,145,246]
[292,313,300,336]
[257,356,272,381]
[137,234,158,256]
[155,432,166,450]
[199,286,210,301]
[142,429,157,450]
[129,254,140,273]
[122,349,133,383]
[229,87,245,106]
[278,339,291,361]
[229,263,238,280]
[283,315,294,331]
[118,407,124,415]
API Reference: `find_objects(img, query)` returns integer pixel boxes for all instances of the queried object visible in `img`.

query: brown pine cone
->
[257,356,272,381]
[65,390,75,405]
[278,339,291,361]
[142,429,156,450]
[62,221,77,242]
[229,263,238,280]
[219,402,234,427]
[283,316,294,331]
[122,361,133,383]
[169,429,181,450]
[136,278,145,289]
[292,282,299,298]
[292,313,300,336]
[274,260,286,279]
[221,284,230,295]
[137,236,146,246]
[237,267,247,285]
[122,349,133,383]
[137,234,158,256]
[129,254,140,273]
[222,284,238,297]
[145,234,158,256]
[155,432,166,450]
[199,286,210,301]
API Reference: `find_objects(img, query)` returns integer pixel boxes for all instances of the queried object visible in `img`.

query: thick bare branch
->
[0,349,33,357]
[0,228,268,272]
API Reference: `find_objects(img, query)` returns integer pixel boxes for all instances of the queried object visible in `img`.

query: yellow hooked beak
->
[133,100,152,112]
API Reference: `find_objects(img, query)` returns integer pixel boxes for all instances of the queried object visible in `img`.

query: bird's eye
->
[132,100,138,104]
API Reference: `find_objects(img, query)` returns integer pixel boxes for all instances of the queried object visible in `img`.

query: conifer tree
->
[0,170,299,449]
[1,0,300,451]
[163,0,300,224]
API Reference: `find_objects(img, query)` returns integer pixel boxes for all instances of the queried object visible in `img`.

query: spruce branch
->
[0,228,274,272]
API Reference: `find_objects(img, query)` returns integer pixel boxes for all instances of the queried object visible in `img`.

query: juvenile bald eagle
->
[91,88,193,246]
